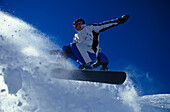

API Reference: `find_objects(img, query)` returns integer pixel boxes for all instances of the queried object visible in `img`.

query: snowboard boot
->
[100,63,109,71]
[79,63,93,70]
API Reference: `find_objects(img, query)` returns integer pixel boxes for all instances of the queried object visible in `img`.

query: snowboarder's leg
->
[61,46,77,62]
[71,43,96,69]
[93,52,109,71]
[92,56,102,68]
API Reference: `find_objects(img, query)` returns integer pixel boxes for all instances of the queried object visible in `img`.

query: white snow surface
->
[0,11,170,112]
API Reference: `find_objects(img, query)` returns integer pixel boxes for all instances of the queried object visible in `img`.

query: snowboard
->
[50,68,126,84]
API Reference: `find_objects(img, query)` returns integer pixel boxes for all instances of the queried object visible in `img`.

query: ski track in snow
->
[0,11,170,112]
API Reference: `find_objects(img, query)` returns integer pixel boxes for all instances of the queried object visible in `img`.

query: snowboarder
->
[50,15,129,70]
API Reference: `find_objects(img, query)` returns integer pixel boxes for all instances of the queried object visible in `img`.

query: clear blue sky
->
[1,0,170,95]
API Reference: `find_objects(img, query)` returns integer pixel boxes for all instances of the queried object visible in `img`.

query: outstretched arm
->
[92,15,130,32]
[49,50,60,55]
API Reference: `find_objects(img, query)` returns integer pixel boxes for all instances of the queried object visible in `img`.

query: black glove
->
[118,15,130,24]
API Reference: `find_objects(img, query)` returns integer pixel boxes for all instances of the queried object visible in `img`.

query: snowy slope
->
[0,11,170,112]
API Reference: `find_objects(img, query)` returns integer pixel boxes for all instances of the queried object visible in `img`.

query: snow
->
[0,11,170,112]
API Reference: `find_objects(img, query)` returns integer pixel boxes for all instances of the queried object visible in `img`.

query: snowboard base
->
[50,68,126,84]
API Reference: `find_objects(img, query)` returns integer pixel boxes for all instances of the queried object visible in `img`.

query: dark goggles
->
[73,21,83,28]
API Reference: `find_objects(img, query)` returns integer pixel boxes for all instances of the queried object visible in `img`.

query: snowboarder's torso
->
[73,25,95,47]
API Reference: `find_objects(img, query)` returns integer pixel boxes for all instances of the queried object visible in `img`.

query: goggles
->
[73,21,83,28]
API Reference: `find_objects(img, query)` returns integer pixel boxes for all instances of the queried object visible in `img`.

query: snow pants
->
[62,43,109,66]
[62,43,96,65]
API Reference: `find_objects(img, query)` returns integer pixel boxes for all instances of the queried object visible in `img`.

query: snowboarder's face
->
[74,22,83,30]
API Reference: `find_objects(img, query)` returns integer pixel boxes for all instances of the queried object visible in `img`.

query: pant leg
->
[62,46,77,62]
[93,52,109,69]
[71,43,96,65]
[98,52,109,70]
[98,52,109,63]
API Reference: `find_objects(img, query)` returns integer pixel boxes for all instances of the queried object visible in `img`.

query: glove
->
[118,15,130,24]
[49,50,60,55]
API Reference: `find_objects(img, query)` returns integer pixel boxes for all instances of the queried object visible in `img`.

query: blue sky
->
[1,0,170,95]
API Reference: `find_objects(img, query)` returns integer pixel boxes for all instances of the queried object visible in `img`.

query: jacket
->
[71,18,120,53]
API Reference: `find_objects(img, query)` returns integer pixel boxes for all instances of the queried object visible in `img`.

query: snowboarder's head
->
[73,18,85,31]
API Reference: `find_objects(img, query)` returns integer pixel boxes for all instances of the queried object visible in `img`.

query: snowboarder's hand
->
[49,50,60,55]
[118,15,130,24]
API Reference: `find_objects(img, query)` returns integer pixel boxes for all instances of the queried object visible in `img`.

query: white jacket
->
[71,18,120,53]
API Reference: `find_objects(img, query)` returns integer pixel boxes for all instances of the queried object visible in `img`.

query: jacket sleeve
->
[91,18,120,33]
